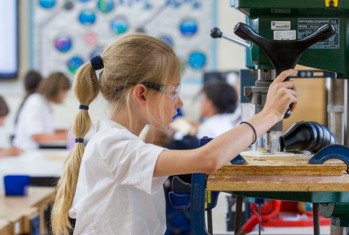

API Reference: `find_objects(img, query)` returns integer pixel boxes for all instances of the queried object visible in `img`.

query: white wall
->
[217,0,245,70]
[0,0,246,146]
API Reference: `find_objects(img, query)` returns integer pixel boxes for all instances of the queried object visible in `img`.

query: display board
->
[0,1,18,78]
[31,0,217,97]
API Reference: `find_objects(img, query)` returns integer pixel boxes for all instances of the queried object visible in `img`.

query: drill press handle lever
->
[234,23,336,118]
[210,27,251,48]
[233,22,336,75]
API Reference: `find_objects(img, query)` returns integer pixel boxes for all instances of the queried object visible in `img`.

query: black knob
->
[284,108,291,119]
[210,27,223,38]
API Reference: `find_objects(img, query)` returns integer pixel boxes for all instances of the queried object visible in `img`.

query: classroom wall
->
[0,0,245,146]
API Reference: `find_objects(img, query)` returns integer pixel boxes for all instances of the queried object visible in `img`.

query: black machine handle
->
[234,23,336,118]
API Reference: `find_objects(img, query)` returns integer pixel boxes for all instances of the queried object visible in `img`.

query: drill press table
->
[190,148,349,234]
[207,151,349,192]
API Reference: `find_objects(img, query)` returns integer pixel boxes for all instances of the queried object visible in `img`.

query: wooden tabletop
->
[0,219,9,233]
[207,174,349,192]
[0,187,55,222]
[0,150,68,194]
[207,151,349,192]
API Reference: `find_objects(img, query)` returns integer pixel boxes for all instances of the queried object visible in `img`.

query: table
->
[0,150,67,234]
[190,151,349,234]
[0,150,68,193]
[0,219,10,235]
[0,187,55,235]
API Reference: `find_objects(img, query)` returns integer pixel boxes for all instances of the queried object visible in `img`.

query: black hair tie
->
[90,55,104,71]
[75,138,84,143]
[79,104,89,110]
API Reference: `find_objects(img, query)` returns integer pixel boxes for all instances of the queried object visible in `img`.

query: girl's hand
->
[0,147,23,157]
[8,147,23,156]
[263,69,298,121]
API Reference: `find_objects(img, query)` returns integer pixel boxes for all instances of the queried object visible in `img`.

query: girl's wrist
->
[257,109,280,127]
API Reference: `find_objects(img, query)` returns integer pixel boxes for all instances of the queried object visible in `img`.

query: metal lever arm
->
[234,23,336,118]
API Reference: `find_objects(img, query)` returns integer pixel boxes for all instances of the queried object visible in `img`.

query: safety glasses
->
[142,82,181,102]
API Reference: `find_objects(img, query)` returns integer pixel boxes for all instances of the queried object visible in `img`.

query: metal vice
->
[309,144,349,227]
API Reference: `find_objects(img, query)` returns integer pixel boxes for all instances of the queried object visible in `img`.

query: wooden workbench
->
[0,219,10,235]
[0,149,68,194]
[0,187,55,235]
[207,151,349,192]
[0,150,66,234]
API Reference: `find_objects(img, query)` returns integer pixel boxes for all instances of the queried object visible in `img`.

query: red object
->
[241,200,330,234]
[242,200,282,233]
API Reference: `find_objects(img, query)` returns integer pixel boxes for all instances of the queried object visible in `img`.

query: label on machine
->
[273,30,296,40]
[271,21,291,30]
[298,18,340,49]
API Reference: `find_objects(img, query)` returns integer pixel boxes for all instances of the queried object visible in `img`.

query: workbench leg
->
[207,209,213,234]
[313,203,320,235]
[191,173,209,235]
[330,225,343,235]
[234,195,243,235]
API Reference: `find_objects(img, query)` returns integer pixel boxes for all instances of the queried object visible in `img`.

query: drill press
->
[231,0,349,148]
[230,0,349,231]
[188,2,349,234]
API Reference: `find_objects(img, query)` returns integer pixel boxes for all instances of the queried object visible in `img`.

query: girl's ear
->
[132,84,147,106]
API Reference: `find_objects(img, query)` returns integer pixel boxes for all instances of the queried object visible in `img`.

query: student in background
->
[51,33,297,235]
[197,80,241,139]
[14,70,43,125]
[0,95,22,156]
[13,72,71,150]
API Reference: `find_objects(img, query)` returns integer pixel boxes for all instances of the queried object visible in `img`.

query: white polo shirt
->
[197,109,241,139]
[13,93,55,150]
[69,119,167,235]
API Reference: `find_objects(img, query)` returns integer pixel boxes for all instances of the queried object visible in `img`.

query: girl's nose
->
[176,96,184,108]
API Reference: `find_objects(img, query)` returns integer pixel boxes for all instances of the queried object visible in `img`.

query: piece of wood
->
[207,151,349,192]
[20,208,39,234]
[223,151,347,176]
[0,219,9,235]
[207,174,349,192]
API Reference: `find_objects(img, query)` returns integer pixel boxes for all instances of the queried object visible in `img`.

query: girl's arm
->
[154,69,298,177]
[32,131,67,144]
[0,147,23,157]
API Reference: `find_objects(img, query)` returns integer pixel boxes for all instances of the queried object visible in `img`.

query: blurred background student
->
[158,79,241,234]
[14,70,43,126]
[0,95,22,156]
[197,80,241,139]
[13,72,71,150]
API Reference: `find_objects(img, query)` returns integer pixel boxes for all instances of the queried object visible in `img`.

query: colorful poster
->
[31,0,217,98]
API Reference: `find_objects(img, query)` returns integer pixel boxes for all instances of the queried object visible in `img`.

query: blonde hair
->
[51,33,180,235]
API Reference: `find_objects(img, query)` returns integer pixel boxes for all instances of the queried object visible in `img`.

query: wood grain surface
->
[207,151,349,192]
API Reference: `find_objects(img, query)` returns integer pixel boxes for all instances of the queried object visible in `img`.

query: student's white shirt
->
[69,119,167,235]
[13,93,54,150]
[197,108,241,139]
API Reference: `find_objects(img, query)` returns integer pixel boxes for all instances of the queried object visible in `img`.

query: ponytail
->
[51,62,99,235]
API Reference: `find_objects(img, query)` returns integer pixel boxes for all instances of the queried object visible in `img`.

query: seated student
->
[14,70,43,125]
[0,95,22,156]
[197,80,241,138]
[13,72,71,150]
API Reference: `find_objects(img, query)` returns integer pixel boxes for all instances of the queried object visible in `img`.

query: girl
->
[13,72,71,150]
[51,33,297,235]
[0,95,22,156]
